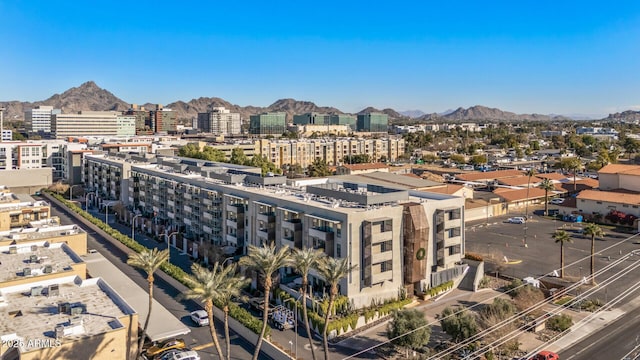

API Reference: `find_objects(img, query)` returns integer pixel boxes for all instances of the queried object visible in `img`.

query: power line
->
[341,232,640,360]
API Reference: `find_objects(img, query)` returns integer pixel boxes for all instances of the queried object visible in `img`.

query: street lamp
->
[69,184,81,201]
[164,231,179,264]
[84,193,91,211]
[105,202,113,224]
[132,214,142,240]
[284,294,303,360]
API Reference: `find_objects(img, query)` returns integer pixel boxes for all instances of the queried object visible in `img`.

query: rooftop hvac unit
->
[70,315,83,326]
[31,245,37,251]
[30,286,43,297]
[9,246,17,254]
[55,325,65,340]
[70,306,84,316]
[29,254,38,263]
[23,267,31,276]
[48,284,60,297]
[43,265,53,274]
[58,302,71,314]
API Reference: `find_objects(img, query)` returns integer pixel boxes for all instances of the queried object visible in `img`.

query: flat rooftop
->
[0,276,133,352]
[0,225,84,243]
[0,242,83,284]
[0,200,48,213]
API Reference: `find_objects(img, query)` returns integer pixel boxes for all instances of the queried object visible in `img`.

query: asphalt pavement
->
[46,198,261,360]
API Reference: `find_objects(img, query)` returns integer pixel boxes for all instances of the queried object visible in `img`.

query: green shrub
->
[45,191,270,337]
[547,314,573,332]
[426,280,454,297]
[464,253,484,261]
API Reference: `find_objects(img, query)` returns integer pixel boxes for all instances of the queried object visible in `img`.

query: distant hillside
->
[604,110,640,123]
[0,81,129,121]
[400,110,426,118]
[0,82,624,124]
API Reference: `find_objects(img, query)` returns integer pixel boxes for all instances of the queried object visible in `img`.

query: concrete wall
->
[0,168,53,194]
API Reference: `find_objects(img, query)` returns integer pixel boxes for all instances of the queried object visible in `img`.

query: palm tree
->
[182,263,246,360]
[552,230,572,278]
[538,178,555,216]
[316,257,358,360]
[239,244,292,360]
[567,158,582,192]
[126,248,169,358]
[291,248,326,360]
[523,168,536,247]
[583,223,605,285]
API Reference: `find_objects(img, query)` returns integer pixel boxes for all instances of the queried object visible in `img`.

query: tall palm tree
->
[523,169,536,247]
[182,263,245,360]
[552,230,572,278]
[126,248,169,358]
[538,178,555,216]
[239,244,292,360]
[567,158,582,192]
[583,223,605,285]
[291,248,326,360]
[316,257,358,360]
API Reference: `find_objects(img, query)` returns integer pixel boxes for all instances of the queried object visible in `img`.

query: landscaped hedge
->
[426,280,454,297]
[464,252,484,262]
[46,191,268,337]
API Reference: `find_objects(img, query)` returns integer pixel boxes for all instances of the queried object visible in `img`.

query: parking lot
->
[465,209,640,301]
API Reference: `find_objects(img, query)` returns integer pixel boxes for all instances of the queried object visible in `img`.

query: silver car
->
[189,310,209,327]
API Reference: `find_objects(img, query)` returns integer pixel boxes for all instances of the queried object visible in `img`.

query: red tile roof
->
[577,189,640,205]
[496,176,544,187]
[422,184,466,195]
[598,164,640,175]
[493,187,548,202]
[537,173,567,181]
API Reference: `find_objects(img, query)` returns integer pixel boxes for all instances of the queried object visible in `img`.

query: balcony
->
[167,200,174,207]
[372,230,393,244]
[282,219,302,232]
[203,198,212,206]
[184,193,192,200]
[257,212,275,223]
[371,249,393,264]
[309,228,334,242]
[226,219,238,229]
[167,188,174,195]
[225,234,238,245]
[203,225,212,234]
[184,218,192,226]
[152,195,159,201]
[370,270,393,285]
[281,237,295,249]
[183,205,192,213]
[203,212,212,220]
[152,184,159,190]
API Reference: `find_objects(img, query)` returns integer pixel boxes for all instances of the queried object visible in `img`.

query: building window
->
[380,260,392,272]
[380,240,393,252]
[449,245,461,255]
[336,244,341,258]
[381,219,392,232]
[596,201,602,204]
[336,223,342,237]
[447,227,461,238]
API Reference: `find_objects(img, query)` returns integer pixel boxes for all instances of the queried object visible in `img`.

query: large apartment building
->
[254,137,405,168]
[51,111,136,138]
[197,107,242,135]
[79,156,465,307]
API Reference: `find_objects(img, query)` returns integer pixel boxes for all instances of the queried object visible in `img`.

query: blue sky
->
[1,1,639,117]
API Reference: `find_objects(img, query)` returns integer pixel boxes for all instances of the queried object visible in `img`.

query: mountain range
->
[1,81,636,123]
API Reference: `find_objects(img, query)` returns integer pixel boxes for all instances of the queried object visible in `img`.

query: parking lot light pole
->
[164,231,179,264]
[284,294,302,359]
[132,214,142,240]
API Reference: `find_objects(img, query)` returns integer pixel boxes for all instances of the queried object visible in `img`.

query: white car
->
[190,310,209,327]
[158,350,201,360]
[507,217,526,224]
[549,198,565,205]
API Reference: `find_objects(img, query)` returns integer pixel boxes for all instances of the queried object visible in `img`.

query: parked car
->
[549,198,565,205]
[156,350,201,360]
[190,310,209,327]
[529,350,559,360]
[145,339,186,358]
[507,217,526,224]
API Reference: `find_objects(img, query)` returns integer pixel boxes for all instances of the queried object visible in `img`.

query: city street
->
[46,197,262,360]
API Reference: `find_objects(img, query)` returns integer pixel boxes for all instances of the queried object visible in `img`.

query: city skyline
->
[1,1,640,117]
